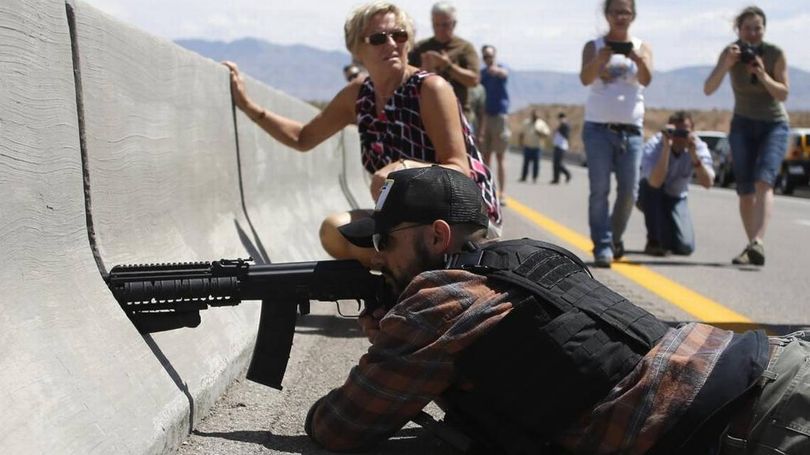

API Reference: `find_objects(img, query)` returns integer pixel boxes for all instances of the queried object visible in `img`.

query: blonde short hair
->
[344,2,415,58]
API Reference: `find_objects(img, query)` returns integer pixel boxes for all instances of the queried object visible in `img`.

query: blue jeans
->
[638,179,695,255]
[582,122,643,258]
[521,147,540,181]
[728,115,789,195]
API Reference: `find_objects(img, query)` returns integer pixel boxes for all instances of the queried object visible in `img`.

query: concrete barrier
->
[341,126,375,211]
[72,0,261,452]
[1,0,181,453]
[235,79,362,262]
[0,0,372,453]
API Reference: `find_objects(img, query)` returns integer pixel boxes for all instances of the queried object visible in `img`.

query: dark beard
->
[386,238,444,296]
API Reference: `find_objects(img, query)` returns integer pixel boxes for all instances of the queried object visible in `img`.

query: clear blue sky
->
[84,0,809,72]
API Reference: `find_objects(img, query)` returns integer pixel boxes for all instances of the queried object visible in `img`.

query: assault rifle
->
[105,258,393,389]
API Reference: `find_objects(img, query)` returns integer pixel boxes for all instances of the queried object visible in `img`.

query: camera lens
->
[739,43,758,64]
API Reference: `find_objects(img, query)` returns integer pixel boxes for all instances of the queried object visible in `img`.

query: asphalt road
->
[177,152,810,455]
[504,152,810,326]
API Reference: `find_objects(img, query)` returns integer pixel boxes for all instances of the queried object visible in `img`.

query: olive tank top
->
[729,41,788,122]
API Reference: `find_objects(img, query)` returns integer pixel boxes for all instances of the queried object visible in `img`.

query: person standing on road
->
[579,0,653,268]
[478,45,510,202]
[223,2,501,268]
[638,111,714,256]
[517,109,549,184]
[551,112,572,184]
[408,2,480,121]
[305,165,810,455]
[704,6,790,266]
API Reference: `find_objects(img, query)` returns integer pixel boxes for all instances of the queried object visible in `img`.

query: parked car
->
[776,127,810,194]
[695,130,734,187]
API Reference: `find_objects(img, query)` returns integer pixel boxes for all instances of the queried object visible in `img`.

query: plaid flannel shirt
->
[306,269,736,454]
[559,322,736,454]
[306,269,514,451]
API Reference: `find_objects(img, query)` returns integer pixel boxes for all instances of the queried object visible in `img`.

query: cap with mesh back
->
[339,166,489,247]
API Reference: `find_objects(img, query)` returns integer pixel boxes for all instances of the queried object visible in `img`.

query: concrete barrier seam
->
[338,129,361,211]
[66,0,106,276]
[229,95,270,264]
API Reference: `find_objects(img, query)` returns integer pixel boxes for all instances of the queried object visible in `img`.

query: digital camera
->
[664,128,690,139]
[737,41,761,84]
[739,42,759,64]
[606,40,633,56]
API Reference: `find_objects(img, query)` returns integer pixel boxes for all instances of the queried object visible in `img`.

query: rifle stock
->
[105,258,392,389]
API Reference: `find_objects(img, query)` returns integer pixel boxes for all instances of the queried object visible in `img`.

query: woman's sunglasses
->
[372,223,425,252]
[364,29,409,46]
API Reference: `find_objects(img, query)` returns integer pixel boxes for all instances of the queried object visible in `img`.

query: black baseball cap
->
[339,166,489,248]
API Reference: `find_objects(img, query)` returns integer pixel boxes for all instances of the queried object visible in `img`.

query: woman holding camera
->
[704,6,789,266]
[223,2,500,266]
[579,0,653,268]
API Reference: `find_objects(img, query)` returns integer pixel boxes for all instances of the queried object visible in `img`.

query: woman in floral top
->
[224,2,500,266]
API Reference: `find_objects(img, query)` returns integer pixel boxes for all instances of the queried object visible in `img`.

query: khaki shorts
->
[723,331,810,454]
[482,114,510,155]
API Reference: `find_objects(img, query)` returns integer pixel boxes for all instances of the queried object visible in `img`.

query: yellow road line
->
[505,196,751,323]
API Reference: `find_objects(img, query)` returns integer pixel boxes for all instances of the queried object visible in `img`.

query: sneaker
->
[593,255,612,268]
[747,240,765,265]
[613,240,625,260]
[732,245,751,265]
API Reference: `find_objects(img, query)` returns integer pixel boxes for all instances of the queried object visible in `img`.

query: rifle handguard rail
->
[107,259,250,311]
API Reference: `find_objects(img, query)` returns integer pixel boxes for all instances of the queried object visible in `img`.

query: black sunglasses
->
[364,29,409,46]
[372,223,426,252]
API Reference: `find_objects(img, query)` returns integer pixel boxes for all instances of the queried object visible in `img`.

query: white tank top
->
[584,37,645,127]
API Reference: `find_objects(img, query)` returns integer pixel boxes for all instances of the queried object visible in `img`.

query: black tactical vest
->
[442,239,670,453]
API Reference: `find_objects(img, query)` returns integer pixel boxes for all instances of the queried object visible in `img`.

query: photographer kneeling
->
[638,111,714,256]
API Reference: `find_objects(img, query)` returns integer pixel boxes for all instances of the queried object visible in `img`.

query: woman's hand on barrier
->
[222,61,251,112]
